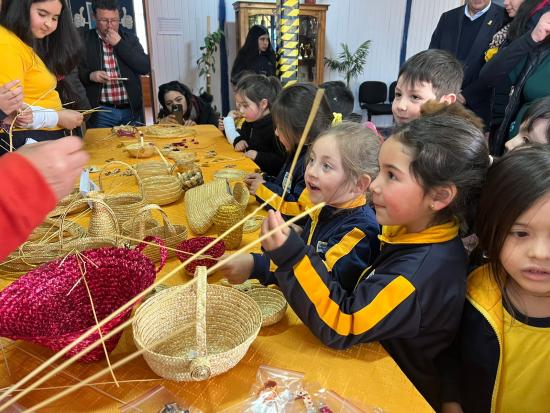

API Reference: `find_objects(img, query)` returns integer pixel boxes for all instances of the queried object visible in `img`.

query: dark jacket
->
[252,196,379,292]
[234,114,285,176]
[231,52,276,79]
[78,28,150,118]
[255,146,312,222]
[429,4,507,124]
[266,220,468,410]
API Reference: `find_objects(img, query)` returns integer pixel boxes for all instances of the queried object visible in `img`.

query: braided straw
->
[213,203,244,250]
[132,266,262,381]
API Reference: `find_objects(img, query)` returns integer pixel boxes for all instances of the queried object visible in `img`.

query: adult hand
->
[531,11,550,43]
[234,140,248,152]
[13,106,33,128]
[0,80,23,116]
[183,119,196,126]
[16,136,89,201]
[104,28,122,46]
[90,71,111,84]
[219,253,254,284]
[245,149,258,160]
[57,109,84,130]
[261,210,290,252]
[244,172,265,195]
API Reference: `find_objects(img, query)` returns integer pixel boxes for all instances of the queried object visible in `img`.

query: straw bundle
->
[132,267,262,381]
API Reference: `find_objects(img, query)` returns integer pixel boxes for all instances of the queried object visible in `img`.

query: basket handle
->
[135,236,168,273]
[189,266,211,381]
[98,160,144,198]
[127,204,157,239]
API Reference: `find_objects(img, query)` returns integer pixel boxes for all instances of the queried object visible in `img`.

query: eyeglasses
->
[96,18,120,24]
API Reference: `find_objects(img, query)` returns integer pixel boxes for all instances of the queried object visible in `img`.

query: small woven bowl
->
[125,143,156,158]
[176,237,225,276]
[244,287,287,327]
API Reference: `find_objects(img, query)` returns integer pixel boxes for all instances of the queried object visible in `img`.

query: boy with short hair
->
[393,49,464,124]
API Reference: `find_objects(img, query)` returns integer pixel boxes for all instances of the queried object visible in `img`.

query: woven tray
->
[141,125,197,139]
[213,168,247,182]
[133,266,262,381]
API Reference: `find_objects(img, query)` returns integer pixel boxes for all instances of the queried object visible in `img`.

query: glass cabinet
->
[233,1,329,83]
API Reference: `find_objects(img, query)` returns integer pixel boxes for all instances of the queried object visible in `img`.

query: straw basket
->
[213,204,244,250]
[213,168,247,184]
[99,161,149,225]
[178,163,204,191]
[132,266,262,381]
[47,188,89,218]
[141,174,183,206]
[142,124,197,139]
[125,143,156,158]
[0,237,167,362]
[184,181,249,234]
[122,204,188,262]
[175,237,225,276]
[135,161,172,179]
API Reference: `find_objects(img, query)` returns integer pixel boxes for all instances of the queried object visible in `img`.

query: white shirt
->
[464,2,492,21]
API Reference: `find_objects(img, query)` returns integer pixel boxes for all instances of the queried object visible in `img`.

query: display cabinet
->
[233,1,329,83]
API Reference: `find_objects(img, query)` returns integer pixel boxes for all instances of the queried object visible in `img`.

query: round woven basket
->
[179,164,204,191]
[135,161,172,180]
[0,237,167,362]
[232,181,250,211]
[213,204,244,250]
[132,266,262,381]
[125,143,156,158]
[99,161,149,225]
[245,287,287,327]
[142,175,183,206]
[175,237,225,276]
[122,204,188,262]
[213,168,247,183]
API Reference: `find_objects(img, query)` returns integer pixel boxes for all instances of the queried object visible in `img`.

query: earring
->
[430,204,435,210]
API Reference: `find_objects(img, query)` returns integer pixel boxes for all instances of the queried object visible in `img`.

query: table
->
[0,126,433,412]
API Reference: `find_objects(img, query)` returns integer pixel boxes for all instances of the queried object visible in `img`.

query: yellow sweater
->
[0,26,62,124]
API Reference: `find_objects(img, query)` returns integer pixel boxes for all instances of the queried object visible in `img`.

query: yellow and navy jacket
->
[251,196,379,292]
[440,265,550,413]
[265,220,468,410]
[255,147,312,221]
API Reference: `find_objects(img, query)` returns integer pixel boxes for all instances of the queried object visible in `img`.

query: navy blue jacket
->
[252,197,379,292]
[266,220,468,410]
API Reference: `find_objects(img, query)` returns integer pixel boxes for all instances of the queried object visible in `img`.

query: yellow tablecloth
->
[0,126,433,412]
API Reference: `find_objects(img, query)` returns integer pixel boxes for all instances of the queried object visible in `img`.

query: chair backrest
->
[358,81,387,105]
[389,80,397,103]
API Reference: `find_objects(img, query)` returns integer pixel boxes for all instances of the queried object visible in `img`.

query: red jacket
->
[0,153,56,260]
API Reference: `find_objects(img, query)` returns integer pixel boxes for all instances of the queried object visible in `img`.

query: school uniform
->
[441,265,550,413]
[255,147,312,221]
[265,220,468,409]
[252,195,379,292]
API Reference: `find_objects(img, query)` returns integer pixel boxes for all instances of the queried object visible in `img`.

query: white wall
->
[146,0,462,123]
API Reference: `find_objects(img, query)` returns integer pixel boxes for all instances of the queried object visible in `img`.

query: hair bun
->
[420,101,485,131]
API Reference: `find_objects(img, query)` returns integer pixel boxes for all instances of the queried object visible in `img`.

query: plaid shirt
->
[98,32,129,105]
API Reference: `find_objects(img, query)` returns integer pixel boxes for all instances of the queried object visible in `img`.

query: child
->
[228,74,285,177]
[393,49,463,125]
[245,83,333,220]
[441,145,550,413]
[319,80,362,122]
[223,122,381,293]
[505,95,550,151]
[259,113,490,410]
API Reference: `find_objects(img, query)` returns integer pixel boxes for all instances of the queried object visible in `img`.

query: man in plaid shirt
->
[79,0,150,128]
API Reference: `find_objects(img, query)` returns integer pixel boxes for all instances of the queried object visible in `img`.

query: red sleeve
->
[0,153,57,260]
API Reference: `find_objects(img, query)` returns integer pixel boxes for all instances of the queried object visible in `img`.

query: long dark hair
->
[235,74,281,108]
[157,81,196,119]
[508,0,550,42]
[271,83,332,153]
[392,114,490,232]
[231,25,276,79]
[0,0,82,76]
[476,145,550,294]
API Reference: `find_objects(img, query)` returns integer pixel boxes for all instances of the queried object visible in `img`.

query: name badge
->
[281,172,292,194]
[316,241,328,254]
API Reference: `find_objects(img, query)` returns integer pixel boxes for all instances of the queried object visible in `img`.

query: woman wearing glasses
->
[78,0,150,128]
[0,0,85,152]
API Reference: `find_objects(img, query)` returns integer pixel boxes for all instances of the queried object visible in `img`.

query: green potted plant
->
[324,40,371,87]
[196,29,224,96]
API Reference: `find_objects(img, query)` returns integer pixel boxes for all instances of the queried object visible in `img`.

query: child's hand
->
[0,80,23,116]
[261,210,290,252]
[219,253,254,284]
[14,106,33,128]
[245,149,258,160]
[244,172,265,195]
[234,140,248,152]
[218,116,224,131]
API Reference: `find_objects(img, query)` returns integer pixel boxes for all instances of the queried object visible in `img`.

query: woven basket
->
[47,188,89,218]
[142,175,183,206]
[135,161,172,179]
[125,143,156,158]
[99,161,149,225]
[141,124,197,139]
[122,204,188,262]
[242,215,264,234]
[179,164,204,191]
[213,168,247,183]
[132,266,262,381]
[232,181,250,211]
[184,180,234,234]
[213,204,244,250]
[0,237,167,362]
[175,237,225,276]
